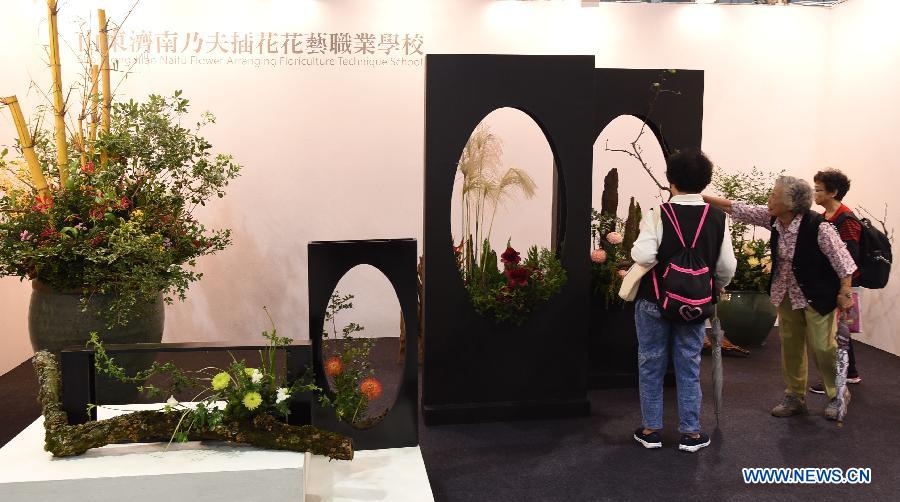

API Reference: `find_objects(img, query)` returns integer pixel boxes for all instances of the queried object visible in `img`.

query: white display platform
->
[0,404,308,502]
[306,446,434,502]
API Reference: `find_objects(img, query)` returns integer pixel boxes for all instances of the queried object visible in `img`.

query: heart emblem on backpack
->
[679,305,703,322]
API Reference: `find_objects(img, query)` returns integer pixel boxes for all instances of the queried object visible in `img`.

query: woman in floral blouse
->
[704,176,855,420]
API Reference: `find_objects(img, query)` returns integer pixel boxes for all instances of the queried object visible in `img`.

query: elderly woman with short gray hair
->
[704,176,856,421]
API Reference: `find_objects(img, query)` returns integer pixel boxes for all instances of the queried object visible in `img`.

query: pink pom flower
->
[606,232,624,245]
[617,269,628,278]
[590,249,607,263]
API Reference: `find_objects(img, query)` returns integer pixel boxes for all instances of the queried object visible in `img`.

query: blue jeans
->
[635,299,705,434]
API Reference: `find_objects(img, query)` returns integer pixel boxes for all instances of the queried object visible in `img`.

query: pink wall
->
[1,0,896,375]
[817,0,900,356]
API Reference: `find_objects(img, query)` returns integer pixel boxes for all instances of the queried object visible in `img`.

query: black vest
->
[768,211,840,315]
[637,204,727,303]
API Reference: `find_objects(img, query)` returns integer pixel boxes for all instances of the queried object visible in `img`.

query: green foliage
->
[460,239,567,325]
[318,291,376,425]
[0,92,240,326]
[712,166,782,292]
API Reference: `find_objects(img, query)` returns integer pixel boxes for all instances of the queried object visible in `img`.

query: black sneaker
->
[679,432,711,453]
[809,383,826,394]
[633,427,662,449]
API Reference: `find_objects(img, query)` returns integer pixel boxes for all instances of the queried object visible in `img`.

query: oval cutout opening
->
[322,264,403,429]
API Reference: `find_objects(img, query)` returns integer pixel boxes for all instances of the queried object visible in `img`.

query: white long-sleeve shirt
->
[631,193,737,289]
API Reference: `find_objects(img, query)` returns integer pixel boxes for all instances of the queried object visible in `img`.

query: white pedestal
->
[0,405,308,502]
[305,446,434,502]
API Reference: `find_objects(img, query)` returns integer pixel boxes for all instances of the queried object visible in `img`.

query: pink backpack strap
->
[691,204,711,249]
[652,267,660,300]
[659,203,686,248]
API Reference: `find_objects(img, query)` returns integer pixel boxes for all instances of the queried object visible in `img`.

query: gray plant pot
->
[717,290,777,348]
[28,280,165,404]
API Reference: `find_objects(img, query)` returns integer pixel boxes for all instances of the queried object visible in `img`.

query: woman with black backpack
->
[630,150,736,453]
[811,169,863,390]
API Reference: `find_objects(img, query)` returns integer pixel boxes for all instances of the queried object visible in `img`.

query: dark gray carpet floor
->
[2,330,899,501]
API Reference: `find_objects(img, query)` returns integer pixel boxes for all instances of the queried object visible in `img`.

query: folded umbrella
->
[835,313,852,426]
[710,305,725,425]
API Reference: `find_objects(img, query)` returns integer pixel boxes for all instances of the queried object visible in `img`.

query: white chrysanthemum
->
[276,388,291,404]
[245,367,263,384]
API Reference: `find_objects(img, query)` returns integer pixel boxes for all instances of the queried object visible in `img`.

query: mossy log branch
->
[33,351,353,460]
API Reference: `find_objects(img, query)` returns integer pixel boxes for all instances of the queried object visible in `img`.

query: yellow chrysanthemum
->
[211,372,231,391]
[131,209,144,220]
[747,257,761,267]
[244,367,257,378]
[242,391,263,411]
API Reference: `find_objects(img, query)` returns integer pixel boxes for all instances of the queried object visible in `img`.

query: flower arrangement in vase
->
[589,168,642,307]
[453,124,566,325]
[1,4,239,328]
[711,166,782,293]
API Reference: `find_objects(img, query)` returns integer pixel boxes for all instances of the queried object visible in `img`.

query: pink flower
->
[590,249,607,263]
[500,246,521,265]
[19,230,31,241]
[617,269,628,278]
[606,232,624,245]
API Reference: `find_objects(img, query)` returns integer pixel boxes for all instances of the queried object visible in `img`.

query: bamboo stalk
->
[47,0,68,186]
[1,96,50,197]
[89,64,99,153]
[77,117,86,166]
[98,9,111,169]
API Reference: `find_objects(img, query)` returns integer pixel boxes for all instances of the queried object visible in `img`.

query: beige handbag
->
[618,262,654,301]
[617,207,659,301]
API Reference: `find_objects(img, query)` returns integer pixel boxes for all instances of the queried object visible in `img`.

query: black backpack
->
[651,203,715,324]
[835,212,892,289]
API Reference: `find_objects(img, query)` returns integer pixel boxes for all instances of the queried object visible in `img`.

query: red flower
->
[80,162,95,174]
[116,196,130,210]
[359,377,383,401]
[90,234,105,247]
[504,267,531,288]
[33,195,53,213]
[500,246,520,265]
[324,357,343,377]
[452,240,463,256]
[89,206,107,220]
